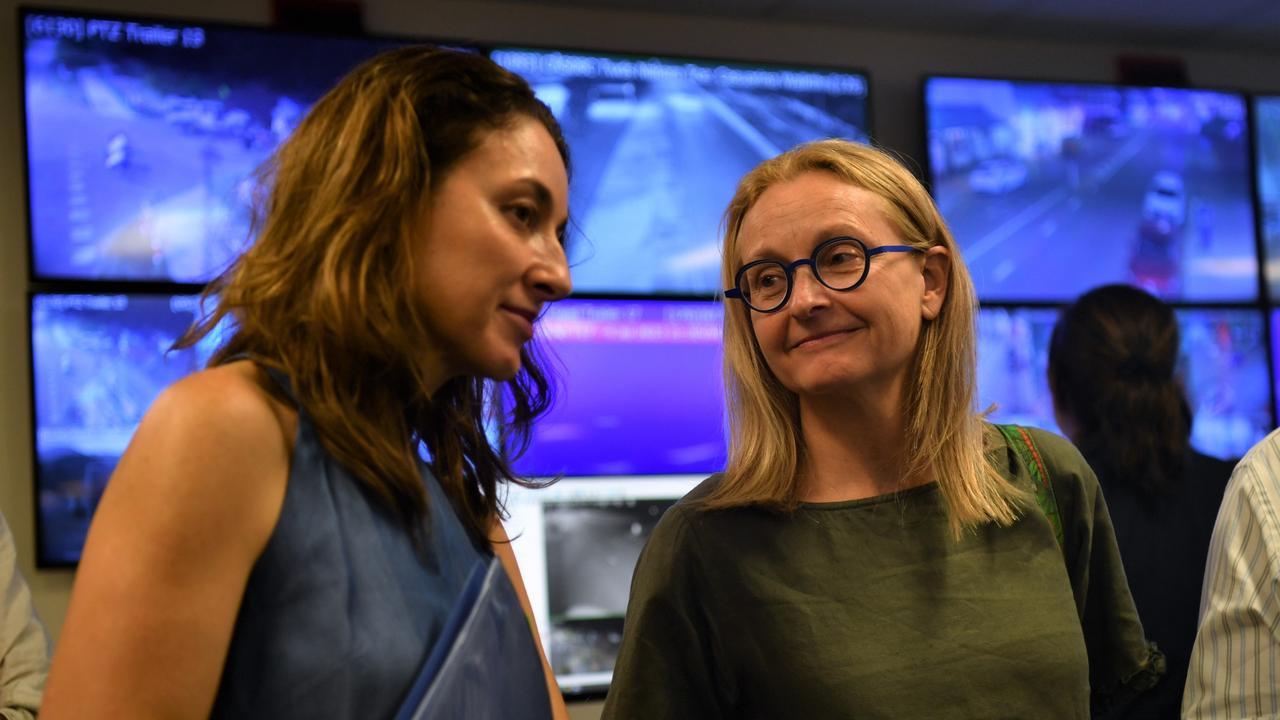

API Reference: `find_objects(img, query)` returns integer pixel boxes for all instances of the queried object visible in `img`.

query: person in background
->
[1182,427,1280,718]
[41,47,572,719]
[0,511,49,720]
[1047,283,1235,718]
[602,139,1162,719]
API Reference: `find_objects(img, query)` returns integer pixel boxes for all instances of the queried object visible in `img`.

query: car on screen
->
[1129,212,1183,297]
[586,82,638,121]
[1141,171,1187,228]
[967,157,1028,194]
[1084,110,1128,138]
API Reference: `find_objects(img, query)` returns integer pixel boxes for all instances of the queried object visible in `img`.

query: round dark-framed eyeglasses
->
[723,236,922,313]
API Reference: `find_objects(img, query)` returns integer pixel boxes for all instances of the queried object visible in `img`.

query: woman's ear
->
[920,245,950,320]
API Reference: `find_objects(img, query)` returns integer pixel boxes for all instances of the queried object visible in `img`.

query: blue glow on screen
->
[927,78,1259,302]
[22,11,410,282]
[978,305,1272,461]
[1273,310,1280,425]
[31,293,229,564]
[512,298,727,476]
[493,48,870,295]
[1256,96,1280,300]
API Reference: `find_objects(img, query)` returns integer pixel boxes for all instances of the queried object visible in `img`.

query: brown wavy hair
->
[706,140,1028,537]
[175,46,569,546]
[1048,283,1191,500]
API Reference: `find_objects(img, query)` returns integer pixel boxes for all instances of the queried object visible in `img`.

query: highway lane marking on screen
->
[964,186,1068,264]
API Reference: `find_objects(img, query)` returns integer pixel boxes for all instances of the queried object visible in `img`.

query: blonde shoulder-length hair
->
[703,139,1028,537]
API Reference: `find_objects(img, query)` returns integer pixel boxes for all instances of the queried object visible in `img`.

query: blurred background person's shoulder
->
[0,510,50,720]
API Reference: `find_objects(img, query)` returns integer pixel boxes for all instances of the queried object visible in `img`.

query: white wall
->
[1,1,1277,716]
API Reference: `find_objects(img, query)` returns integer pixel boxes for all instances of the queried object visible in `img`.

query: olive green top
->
[601,426,1163,719]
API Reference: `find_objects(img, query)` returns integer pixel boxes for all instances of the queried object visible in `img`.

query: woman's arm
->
[602,506,727,720]
[490,517,569,720]
[1028,429,1164,715]
[40,363,292,719]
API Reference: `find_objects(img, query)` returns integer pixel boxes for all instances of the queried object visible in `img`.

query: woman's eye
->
[508,204,537,228]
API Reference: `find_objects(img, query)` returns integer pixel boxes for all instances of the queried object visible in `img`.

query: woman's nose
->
[530,244,572,301]
[787,265,829,314]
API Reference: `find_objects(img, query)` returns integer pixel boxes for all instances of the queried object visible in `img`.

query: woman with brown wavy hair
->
[1049,283,1235,718]
[603,140,1162,718]
[42,47,572,720]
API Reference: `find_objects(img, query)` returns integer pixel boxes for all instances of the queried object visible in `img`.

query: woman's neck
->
[796,385,924,503]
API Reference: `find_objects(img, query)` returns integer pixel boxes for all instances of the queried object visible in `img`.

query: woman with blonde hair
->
[42,47,572,719]
[603,140,1162,718]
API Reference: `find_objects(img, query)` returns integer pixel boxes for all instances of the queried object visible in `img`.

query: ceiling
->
[497,0,1280,55]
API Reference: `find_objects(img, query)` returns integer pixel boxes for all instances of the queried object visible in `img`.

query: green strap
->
[996,424,1064,550]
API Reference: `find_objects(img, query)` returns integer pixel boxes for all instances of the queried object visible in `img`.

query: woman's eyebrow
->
[738,243,786,265]
[510,177,553,208]
[740,226,864,263]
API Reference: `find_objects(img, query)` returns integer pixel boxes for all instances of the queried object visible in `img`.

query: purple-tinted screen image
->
[493,48,869,295]
[976,306,1061,433]
[1256,96,1280,300]
[512,298,726,476]
[927,77,1258,302]
[22,10,412,282]
[31,293,228,565]
[978,305,1273,461]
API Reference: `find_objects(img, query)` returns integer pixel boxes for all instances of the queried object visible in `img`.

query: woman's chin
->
[782,368,871,398]
[482,356,524,383]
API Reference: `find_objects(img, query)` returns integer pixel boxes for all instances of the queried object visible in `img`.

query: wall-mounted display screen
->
[513,298,726,477]
[978,305,1272,461]
[1273,309,1280,425]
[1255,95,1280,300]
[925,77,1258,302]
[976,306,1061,433]
[30,292,227,565]
[503,475,700,695]
[493,47,870,295]
[21,9,413,283]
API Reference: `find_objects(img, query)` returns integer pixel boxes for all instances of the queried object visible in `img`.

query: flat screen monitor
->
[30,292,227,565]
[492,47,871,295]
[21,8,415,283]
[925,77,1259,302]
[1255,95,1280,300]
[978,305,1273,461]
[502,475,701,695]
[513,297,726,477]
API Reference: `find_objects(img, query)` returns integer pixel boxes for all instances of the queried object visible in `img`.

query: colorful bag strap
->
[996,424,1065,551]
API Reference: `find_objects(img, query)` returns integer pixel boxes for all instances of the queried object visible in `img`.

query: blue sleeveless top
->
[210,370,486,719]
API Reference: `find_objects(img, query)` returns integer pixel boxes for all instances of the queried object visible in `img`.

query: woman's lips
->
[502,305,537,339]
[791,327,861,350]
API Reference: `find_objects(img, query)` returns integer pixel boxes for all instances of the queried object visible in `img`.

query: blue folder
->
[394,556,552,720]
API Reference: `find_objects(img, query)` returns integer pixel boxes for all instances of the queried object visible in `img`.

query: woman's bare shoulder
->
[105,360,296,546]
[155,360,295,442]
[41,361,298,718]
